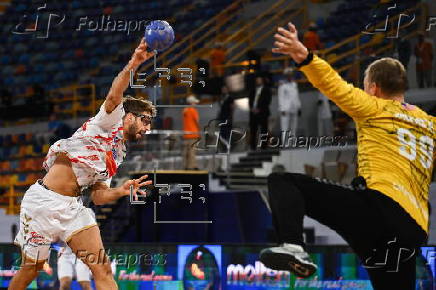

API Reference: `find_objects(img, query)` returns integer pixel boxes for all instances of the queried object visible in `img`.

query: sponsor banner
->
[294,279,372,289]
[0,244,433,289]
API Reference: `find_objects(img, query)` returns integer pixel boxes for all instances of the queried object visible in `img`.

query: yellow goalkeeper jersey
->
[300,55,435,232]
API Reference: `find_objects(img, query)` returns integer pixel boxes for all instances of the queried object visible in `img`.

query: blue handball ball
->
[144,20,175,52]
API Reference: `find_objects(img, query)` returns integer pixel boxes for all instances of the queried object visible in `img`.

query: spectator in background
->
[278,68,301,135]
[48,113,72,144]
[249,76,271,150]
[272,164,286,174]
[346,57,361,86]
[28,84,53,118]
[317,93,333,137]
[57,244,92,290]
[303,23,322,53]
[11,224,17,243]
[183,95,200,170]
[246,49,261,72]
[415,33,433,88]
[397,35,411,70]
[217,86,234,151]
[28,84,45,105]
[0,85,12,107]
[210,43,226,77]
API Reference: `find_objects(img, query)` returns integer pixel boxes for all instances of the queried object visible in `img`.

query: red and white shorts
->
[14,181,96,261]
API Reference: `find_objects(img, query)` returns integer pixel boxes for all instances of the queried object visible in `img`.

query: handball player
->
[57,244,92,290]
[10,39,156,290]
[260,23,435,289]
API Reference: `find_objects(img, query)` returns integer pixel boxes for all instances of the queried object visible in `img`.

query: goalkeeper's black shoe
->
[259,243,317,278]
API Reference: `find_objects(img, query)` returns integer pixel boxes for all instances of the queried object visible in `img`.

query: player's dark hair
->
[365,58,408,96]
[123,95,156,117]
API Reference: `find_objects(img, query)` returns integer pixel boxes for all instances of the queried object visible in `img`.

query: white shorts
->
[14,181,97,261]
[58,251,91,281]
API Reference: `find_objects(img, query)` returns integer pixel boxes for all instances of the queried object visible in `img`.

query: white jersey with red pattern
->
[43,102,126,188]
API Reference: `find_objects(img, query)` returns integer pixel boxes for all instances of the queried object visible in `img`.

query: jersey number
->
[397,128,434,169]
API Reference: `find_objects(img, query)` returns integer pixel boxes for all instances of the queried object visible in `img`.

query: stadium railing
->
[220,1,427,86]
[136,0,250,73]
[49,84,97,119]
[4,185,21,215]
[133,0,251,104]
[224,0,308,64]
[148,0,308,103]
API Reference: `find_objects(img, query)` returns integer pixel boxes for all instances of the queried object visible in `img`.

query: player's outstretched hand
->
[120,174,153,201]
[131,38,155,66]
[273,22,309,64]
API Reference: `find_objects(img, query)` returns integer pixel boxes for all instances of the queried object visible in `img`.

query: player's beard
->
[126,123,141,142]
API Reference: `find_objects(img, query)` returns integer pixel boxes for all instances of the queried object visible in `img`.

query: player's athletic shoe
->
[259,243,317,278]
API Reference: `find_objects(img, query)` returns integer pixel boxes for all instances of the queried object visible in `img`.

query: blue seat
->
[360,34,371,44]
[4,135,12,146]
[18,173,27,182]
[33,143,42,154]
[16,4,27,12]
[10,160,19,171]
[18,134,26,144]
[1,55,11,65]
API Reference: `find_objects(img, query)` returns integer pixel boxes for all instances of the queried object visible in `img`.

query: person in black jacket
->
[397,36,411,70]
[249,76,271,150]
[217,86,234,152]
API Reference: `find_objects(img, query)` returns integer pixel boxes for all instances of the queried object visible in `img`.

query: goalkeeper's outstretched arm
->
[273,23,382,120]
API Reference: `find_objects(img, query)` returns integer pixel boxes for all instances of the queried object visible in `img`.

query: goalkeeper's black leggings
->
[267,172,428,290]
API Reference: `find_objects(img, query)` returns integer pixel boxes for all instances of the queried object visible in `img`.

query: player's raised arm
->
[273,23,382,120]
[104,39,155,114]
